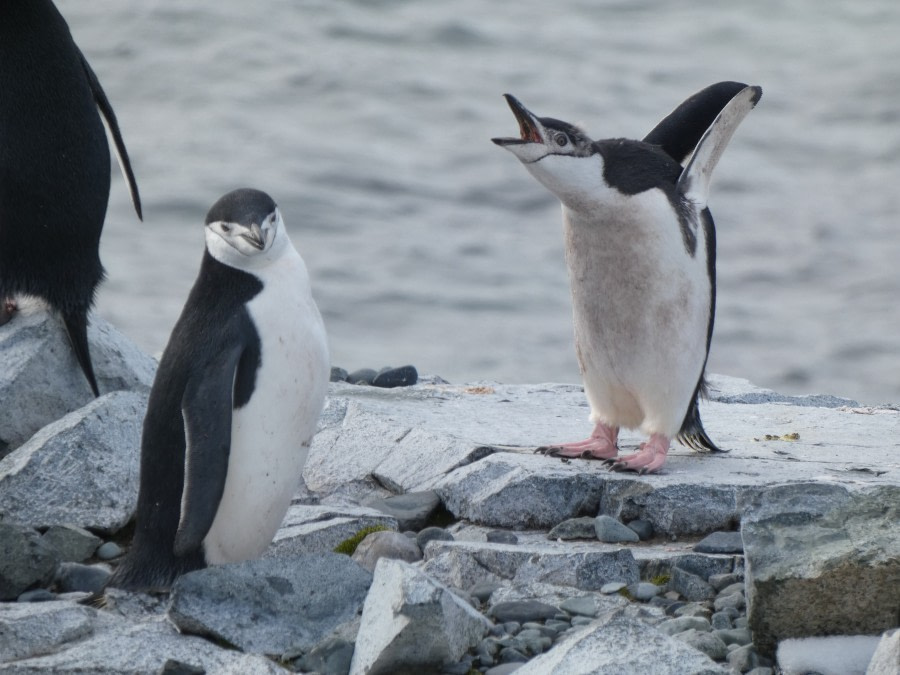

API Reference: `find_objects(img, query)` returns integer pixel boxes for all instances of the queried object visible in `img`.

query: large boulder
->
[0,390,146,533]
[0,307,155,453]
[742,483,900,658]
[168,553,372,655]
[0,601,95,662]
[349,558,491,675]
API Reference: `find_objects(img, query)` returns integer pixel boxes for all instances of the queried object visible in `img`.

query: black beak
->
[492,94,544,146]
[241,222,265,250]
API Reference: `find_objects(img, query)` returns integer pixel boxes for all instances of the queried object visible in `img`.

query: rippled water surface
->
[61,0,900,404]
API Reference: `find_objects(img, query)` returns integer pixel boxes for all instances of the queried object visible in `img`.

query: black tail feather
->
[62,310,100,397]
[677,375,724,453]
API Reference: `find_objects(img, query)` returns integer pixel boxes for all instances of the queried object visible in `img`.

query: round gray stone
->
[548,517,598,541]
[416,526,453,550]
[626,519,654,541]
[54,562,111,594]
[95,541,123,561]
[674,628,729,660]
[631,582,661,601]
[693,531,744,554]
[600,581,627,594]
[351,530,422,572]
[559,595,598,617]
[490,601,557,624]
[594,515,640,543]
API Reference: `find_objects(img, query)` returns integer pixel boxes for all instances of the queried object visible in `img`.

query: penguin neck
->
[524,154,613,213]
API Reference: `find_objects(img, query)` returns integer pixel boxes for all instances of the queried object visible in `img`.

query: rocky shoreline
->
[1,310,898,674]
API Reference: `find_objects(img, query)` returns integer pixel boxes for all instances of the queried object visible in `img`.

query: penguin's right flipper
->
[643,81,750,165]
[62,310,100,397]
[77,48,142,220]
[676,85,762,209]
[172,342,244,557]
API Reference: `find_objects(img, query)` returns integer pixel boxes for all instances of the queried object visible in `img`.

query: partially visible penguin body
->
[105,189,329,592]
[493,83,761,473]
[0,0,141,396]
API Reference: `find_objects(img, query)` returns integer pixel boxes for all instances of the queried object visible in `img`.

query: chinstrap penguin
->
[493,83,761,473]
[103,188,329,592]
[0,0,142,397]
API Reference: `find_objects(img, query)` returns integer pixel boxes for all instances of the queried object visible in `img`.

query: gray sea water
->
[62,0,900,404]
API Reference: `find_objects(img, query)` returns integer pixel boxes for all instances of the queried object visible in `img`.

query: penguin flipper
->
[643,81,749,165]
[676,85,762,209]
[77,48,143,220]
[62,310,100,397]
[173,342,244,557]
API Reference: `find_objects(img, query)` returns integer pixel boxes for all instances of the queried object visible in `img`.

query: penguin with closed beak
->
[105,188,329,592]
[493,83,761,473]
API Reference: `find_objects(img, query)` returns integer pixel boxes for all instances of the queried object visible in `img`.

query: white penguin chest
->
[202,252,329,564]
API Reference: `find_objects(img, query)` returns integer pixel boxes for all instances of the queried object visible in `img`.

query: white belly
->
[203,249,329,564]
[564,191,711,437]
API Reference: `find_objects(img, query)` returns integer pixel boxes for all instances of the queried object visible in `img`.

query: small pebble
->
[329,366,348,382]
[600,582,627,594]
[673,603,712,619]
[594,515,640,543]
[630,582,660,601]
[708,572,744,592]
[372,365,418,388]
[545,619,571,633]
[674,629,728,660]
[347,367,377,385]
[726,644,760,671]
[714,627,752,646]
[416,526,454,550]
[551,613,570,622]
[713,592,746,612]
[485,664,524,675]
[441,660,472,675]
[559,595,598,618]
[17,589,56,603]
[626,519,654,541]
[571,616,594,627]
[498,647,528,664]
[547,517,598,541]
[95,541,123,561]
[657,616,712,636]
[711,611,733,630]
[693,530,744,554]
[54,562,110,594]
[664,601,687,617]
[486,530,518,544]
[671,566,715,602]
[503,621,522,634]
[649,595,676,610]
[717,581,745,597]
[158,660,205,675]
[733,616,748,629]
[469,580,502,604]
[521,623,558,639]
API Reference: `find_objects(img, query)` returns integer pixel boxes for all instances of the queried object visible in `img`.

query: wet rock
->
[349,559,490,675]
[40,525,101,563]
[351,530,422,572]
[0,309,155,452]
[742,483,900,658]
[694,531,744,554]
[0,523,59,600]
[0,390,146,533]
[595,515,640,543]
[169,553,372,655]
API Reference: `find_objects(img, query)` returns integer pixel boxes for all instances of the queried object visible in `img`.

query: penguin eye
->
[555,133,569,147]
[220,223,232,233]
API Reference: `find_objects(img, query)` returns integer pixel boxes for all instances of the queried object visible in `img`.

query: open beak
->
[241,222,266,250]
[492,94,545,146]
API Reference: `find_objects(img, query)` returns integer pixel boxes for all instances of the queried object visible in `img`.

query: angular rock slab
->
[0,600,95,662]
[169,553,372,655]
[349,558,491,675]
[0,391,146,533]
[0,524,60,600]
[742,483,900,658]
[0,307,155,452]
[2,616,283,674]
[513,608,729,674]
[422,539,639,592]
[268,503,398,557]
[867,628,900,675]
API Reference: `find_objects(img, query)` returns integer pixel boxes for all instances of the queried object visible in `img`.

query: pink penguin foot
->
[0,298,17,327]
[606,433,670,474]
[536,423,619,460]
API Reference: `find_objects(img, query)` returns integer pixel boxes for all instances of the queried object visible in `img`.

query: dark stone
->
[366,491,441,531]
[694,531,744,554]
[548,517,597,541]
[670,566,715,602]
[347,368,377,385]
[40,525,101,563]
[626,519,654,541]
[372,365,418,388]
[293,636,355,675]
[486,530,518,544]
[17,588,57,602]
[329,367,349,383]
[469,580,502,603]
[0,523,60,600]
[158,660,205,675]
[54,562,111,594]
[594,515,640,543]
[416,526,454,550]
[490,600,559,624]
[498,647,528,664]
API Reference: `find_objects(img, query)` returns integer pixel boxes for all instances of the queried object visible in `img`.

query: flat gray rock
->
[1,616,283,674]
[866,628,899,675]
[743,483,900,658]
[349,558,491,675]
[422,539,639,592]
[511,608,729,674]
[0,600,95,662]
[268,503,398,557]
[548,517,598,541]
[0,307,155,452]
[0,390,146,533]
[351,530,422,572]
[594,515,640,543]
[0,524,60,601]
[694,531,744,554]
[364,490,441,530]
[40,525,101,563]
[169,553,372,655]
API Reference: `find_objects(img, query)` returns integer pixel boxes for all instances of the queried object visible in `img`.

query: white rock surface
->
[267,503,398,557]
[349,558,491,675]
[0,391,146,533]
[777,635,883,675]
[866,628,900,675]
[0,306,155,452]
[0,601,94,662]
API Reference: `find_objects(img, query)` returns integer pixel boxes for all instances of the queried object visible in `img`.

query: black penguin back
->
[107,252,263,592]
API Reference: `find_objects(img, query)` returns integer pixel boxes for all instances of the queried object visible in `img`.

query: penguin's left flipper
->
[676,85,762,209]
[172,342,245,557]
[77,48,142,220]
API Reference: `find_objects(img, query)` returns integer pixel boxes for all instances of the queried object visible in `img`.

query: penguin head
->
[492,94,605,208]
[204,188,287,268]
